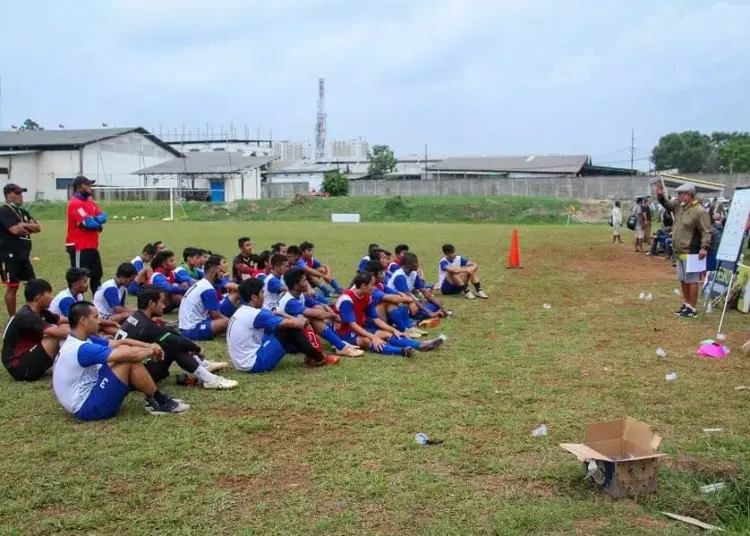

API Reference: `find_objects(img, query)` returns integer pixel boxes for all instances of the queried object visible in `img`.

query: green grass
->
[24,195,580,224]
[1,220,749,535]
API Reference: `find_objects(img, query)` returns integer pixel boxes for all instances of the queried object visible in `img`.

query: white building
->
[134,152,273,203]
[330,138,369,159]
[272,140,313,161]
[0,127,181,201]
[169,139,274,157]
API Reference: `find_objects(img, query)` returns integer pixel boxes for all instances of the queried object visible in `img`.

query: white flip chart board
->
[717,188,750,262]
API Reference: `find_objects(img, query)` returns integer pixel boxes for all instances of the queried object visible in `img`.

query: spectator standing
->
[656,183,711,318]
[66,176,107,295]
[0,184,41,315]
[611,201,623,244]
[633,198,644,252]
[643,196,653,245]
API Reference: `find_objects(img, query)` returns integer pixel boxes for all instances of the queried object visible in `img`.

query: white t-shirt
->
[93,279,126,319]
[437,255,468,286]
[227,305,283,371]
[49,289,84,317]
[53,335,112,414]
[178,278,220,329]
[263,275,285,312]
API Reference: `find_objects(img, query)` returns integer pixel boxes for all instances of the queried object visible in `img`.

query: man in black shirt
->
[118,286,237,390]
[0,183,41,315]
[232,236,256,281]
[2,279,70,381]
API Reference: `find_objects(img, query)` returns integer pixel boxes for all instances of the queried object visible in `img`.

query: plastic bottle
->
[415,433,429,445]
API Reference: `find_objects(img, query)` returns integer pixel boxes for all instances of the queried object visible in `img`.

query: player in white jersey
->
[52,301,188,420]
[93,263,138,323]
[228,279,339,372]
[127,243,158,296]
[262,253,288,311]
[387,252,449,324]
[178,255,230,340]
[437,244,488,299]
[50,268,88,317]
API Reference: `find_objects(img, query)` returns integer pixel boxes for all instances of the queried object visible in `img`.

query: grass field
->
[1,220,748,535]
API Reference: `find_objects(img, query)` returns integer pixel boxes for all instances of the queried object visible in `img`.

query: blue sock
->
[399,306,414,328]
[390,335,421,349]
[388,307,410,331]
[330,279,342,293]
[320,325,346,351]
[317,285,331,297]
[373,343,403,355]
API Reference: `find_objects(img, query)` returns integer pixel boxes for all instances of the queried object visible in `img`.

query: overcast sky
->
[1,0,748,167]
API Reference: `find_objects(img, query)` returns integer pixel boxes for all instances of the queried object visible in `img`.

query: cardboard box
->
[560,418,667,499]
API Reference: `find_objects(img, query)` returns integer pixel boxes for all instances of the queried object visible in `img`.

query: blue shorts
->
[180,319,213,341]
[219,297,237,318]
[440,281,464,295]
[74,365,130,421]
[249,334,286,373]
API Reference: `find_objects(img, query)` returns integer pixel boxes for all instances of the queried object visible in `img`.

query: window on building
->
[0,167,8,175]
[56,178,75,190]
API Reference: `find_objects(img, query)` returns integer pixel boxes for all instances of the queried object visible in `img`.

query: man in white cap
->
[656,182,711,318]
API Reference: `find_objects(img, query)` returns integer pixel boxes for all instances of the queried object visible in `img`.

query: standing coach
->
[0,183,41,315]
[66,176,108,295]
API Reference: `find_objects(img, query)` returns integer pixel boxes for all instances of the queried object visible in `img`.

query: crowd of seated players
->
[1,238,488,422]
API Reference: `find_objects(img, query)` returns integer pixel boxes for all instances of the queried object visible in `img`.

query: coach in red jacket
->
[66,176,108,294]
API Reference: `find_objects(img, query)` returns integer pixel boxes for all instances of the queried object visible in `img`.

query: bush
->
[321,171,349,197]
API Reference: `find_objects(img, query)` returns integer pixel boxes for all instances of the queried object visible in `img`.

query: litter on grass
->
[543,304,552,309]
[656,348,667,358]
[665,372,679,381]
[662,512,724,531]
[703,428,723,434]
[531,424,548,437]
[700,482,726,493]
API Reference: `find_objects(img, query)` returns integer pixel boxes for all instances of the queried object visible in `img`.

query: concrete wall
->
[262,181,309,198]
[0,153,40,199]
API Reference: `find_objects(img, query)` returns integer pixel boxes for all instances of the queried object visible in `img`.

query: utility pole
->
[424,144,428,181]
[630,128,635,174]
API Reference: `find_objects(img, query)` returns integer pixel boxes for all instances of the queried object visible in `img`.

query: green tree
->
[321,170,349,197]
[718,133,750,173]
[18,118,44,131]
[367,144,397,177]
[651,131,710,173]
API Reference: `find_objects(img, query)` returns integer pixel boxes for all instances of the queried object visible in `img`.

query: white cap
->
[675,183,696,194]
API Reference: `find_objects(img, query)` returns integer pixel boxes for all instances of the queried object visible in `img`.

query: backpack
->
[626,214,637,231]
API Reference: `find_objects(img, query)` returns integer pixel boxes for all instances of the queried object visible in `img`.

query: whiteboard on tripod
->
[717,188,750,262]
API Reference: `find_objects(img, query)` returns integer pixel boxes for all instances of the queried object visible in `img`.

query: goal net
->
[92,186,209,221]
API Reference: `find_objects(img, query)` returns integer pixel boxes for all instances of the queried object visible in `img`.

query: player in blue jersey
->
[279,268,363,358]
[262,253,288,312]
[93,263,138,324]
[387,252,449,322]
[127,243,158,295]
[148,250,187,311]
[174,247,204,286]
[357,243,381,272]
[178,255,231,340]
[438,244,488,299]
[363,260,427,338]
[299,241,342,295]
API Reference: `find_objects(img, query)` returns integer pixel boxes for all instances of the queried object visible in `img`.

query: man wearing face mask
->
[66,176,107,295]
[656,182,711,318]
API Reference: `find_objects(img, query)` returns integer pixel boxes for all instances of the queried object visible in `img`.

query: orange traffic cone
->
[507,228,521,269]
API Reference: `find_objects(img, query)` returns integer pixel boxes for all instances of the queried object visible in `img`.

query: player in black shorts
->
[2,279,70,381]
[0,183,42,316]
[117,286,237,390]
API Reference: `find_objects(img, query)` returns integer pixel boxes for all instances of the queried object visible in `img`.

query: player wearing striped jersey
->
[93,263,138,324]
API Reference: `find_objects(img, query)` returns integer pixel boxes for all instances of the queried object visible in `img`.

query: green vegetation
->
[321,170,350,197]
[24,195,581,224]
[1,221,747,534]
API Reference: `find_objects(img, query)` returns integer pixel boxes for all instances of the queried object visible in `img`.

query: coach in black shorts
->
[0,183,41,316]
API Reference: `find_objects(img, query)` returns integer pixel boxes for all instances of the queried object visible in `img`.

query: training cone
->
[507,228,521,269]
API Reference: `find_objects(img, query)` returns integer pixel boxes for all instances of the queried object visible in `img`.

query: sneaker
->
[146,396,190,416]
[476,290,489,299]
[203,376,238,390]
[176,372,202,387]
[306,355,341,367]
[203,360,229,373]
[674,305,688,316]
[405,328,424,339]
[677,307,697,319]
[337,345,364,358]
[419,338,444,351]
[464,291,476,300]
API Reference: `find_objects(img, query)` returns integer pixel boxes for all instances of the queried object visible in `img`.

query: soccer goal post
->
[92,186,176,221]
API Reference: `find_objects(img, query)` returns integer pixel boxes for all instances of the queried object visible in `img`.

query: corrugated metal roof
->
[429,155,589,174]
[134,152,273,175]
[0,150,38,157]
[0,127,183,157]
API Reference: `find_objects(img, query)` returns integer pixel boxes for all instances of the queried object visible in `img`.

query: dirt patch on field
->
[665,456,740,478]
[570,251,675,283]
[474,475,562,498]
[574,518,611,534]
[216,464,310,496]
